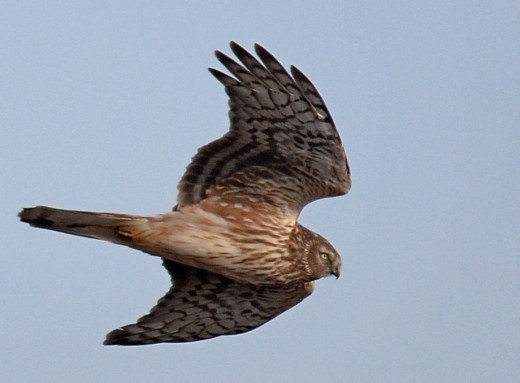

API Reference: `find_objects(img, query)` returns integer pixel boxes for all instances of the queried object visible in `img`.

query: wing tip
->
[103,328,125,346]
[290,65,308,84]
[253,42,272,60]
[229,40,242,52]
[208,67,239,87]
[103,328,153,346]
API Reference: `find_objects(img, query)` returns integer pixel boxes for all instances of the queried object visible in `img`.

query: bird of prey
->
[19,42,351,345]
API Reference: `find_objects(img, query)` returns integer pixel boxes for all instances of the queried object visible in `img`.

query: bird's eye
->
[320,252,329,261]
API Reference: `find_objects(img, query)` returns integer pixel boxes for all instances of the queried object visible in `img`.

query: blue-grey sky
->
[2,2,519,382]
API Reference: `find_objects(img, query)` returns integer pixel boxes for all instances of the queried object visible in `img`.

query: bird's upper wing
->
[177,42,351,214]
[104,260,313,345]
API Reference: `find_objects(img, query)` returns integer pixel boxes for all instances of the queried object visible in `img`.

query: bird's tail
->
[18,205,147,245]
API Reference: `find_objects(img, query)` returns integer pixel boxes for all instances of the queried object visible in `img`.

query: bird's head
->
[299,226,341,280]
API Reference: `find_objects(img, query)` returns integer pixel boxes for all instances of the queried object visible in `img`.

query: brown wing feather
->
[104,260,314,345]
[177,42,350,210]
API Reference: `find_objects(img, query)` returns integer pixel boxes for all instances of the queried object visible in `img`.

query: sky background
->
[2,1,519,382]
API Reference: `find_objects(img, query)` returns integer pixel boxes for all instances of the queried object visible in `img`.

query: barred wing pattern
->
[177,42,351,211]
[104,261,313,345]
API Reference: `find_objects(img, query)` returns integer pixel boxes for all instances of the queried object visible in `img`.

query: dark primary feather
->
[177,41,351,209]
[104,260,313,345]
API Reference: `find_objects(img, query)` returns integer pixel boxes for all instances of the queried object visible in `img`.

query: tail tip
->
[18,206,52,226]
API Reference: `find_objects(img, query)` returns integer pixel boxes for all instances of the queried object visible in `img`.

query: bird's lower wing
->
[104,260,314,345]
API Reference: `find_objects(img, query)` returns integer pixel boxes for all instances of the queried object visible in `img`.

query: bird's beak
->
[332,265,340,279]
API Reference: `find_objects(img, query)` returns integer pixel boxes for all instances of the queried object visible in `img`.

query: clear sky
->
[2,2,519,382]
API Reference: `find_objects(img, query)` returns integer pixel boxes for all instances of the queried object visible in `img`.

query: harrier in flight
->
[19,42,351,345]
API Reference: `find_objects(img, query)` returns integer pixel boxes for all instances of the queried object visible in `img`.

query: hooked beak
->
[331,265,340,279]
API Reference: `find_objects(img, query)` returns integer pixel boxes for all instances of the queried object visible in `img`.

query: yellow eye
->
[320,252,329,261]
